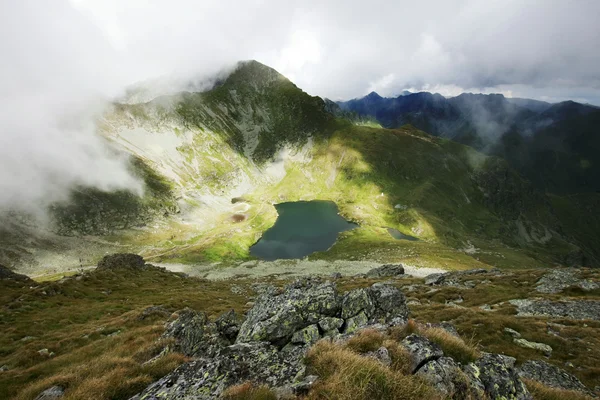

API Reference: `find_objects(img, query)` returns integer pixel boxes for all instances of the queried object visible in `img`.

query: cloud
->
[1,0,599,214]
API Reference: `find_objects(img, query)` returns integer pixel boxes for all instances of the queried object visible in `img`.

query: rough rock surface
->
[401,334,444,373]
[366,264,405,278]
[535,269,599,294]
[417,357,466,396]
[424,268,501,288]
[96,253,146,270]
[465,354,532,400]
[510,299,600,320]
[518,360,593,396]
[34,386,64,400]
[163,308,228,357]
[513,338,552,356]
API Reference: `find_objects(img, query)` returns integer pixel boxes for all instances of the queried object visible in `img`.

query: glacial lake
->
[387,227,419,241]
[250,200,357,260]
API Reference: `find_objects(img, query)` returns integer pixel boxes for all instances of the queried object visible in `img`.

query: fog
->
[1,0,599,214]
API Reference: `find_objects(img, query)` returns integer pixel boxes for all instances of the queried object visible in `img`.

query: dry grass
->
[222,382,278,400]
[523,379,595,400]
[305,340,438,400]
[346,329,385,353]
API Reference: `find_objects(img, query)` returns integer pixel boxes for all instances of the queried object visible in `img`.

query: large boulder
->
[535,269,598,294]
[369,282,409,325]
[236,277,340,345]
[518,360,593,396]
[130,342,305,400]
[509,299,600,321]
[465,353,532,400]
[163,308,227,357]
[96,253,145,270]
[401,334,444,373]
[366,264,405,278]
[34,386,64,400]
[341,288,375,319]
[417,357,468,397]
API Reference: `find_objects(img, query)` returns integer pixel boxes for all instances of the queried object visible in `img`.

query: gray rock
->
[425,273,446,285]
[137,305,170,321]
[34,386,64,400]
[0,264,33,283]
[163,308,226,357]
[518,360,593,396]
[341,288,374,319]
[401,334,444,373]
[0,365,8,372]
[535,269,599,294]
[513,338,552,356]
[509,299,600,320]
[291,325,320,345]
[318,317,344,332]
[96,253,145,270]
[467,353,532,400]
[236,277,340,345]
[366,264,405,278]
[290,374,319,395]
[130,342,305,400]
[330,272,342,279]
[423,322,460,338]
[365,346,392,366]
[343,311,369,334]
[504,327,521,338]
[417,357,467,397]
[214,309,242,342]
[368,283,409,325]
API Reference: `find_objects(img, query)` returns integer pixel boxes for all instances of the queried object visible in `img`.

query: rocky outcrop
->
[0,264,33,283]
[366,264,405,278]
[535,269,598,294]
[402,334,444,373]
[424,268,502,288]
[509,299,600,320]
[518,360,594,396]
[416,357,467,397]
[163,308,230,357]
[96,253,146,270]
[34,386,64,400]
[465,354,532,400]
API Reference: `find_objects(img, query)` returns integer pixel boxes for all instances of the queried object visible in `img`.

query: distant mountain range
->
[337,92,600,194]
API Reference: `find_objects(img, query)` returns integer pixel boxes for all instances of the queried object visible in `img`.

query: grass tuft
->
[523,379,595,400]
[222,382,278,400]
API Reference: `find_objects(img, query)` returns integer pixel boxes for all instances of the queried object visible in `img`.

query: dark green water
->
[250,200,357,261]
[387,227,419,241]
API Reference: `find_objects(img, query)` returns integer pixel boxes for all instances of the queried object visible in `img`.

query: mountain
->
[0,60,599,275]
[337,92,600,194]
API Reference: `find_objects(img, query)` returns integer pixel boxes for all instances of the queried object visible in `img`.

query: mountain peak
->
[224,60,289,89]
[365,91,383,100]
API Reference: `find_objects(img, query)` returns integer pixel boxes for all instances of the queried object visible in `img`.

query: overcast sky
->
[1,0,599,213]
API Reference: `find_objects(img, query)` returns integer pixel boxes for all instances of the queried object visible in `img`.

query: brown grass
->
[222,382,278,400]
[523,379,595,400]
[346,329,385,353]
[305,341,438,400]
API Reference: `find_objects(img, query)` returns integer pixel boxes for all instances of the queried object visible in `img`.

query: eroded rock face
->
[163,308,228,357]
[466,354,532,400]
[535,269,599,294]
[509,299,600,320]
[401,334,444,373]
[417,357,467,397]
[518,360,593,396]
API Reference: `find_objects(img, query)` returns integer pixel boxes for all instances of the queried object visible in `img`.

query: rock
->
[290,375,319,395]
[138,305,170,321]
[425,273,446,285]
[467,353,532,400]
[236,277,340,345]
[417,357,467,396]
[34,386,64,400]
[318,317,343,332]
[214,310,242,342]
[341,288,374,319]
[366,264,405,278]
[0,264,33,283]
[37,348,54,357]
[343,311,369,334]
[163,308,226,357]
[514,338,552,356]
[0,365,8,372]
[96,253,145,270]
[130,342,305,400]
[535,269,599,294]
[368,283,409,325]
[509,299,600,320]
[365,346,392,366]
[518,360,593,396]
[424,269,492,288]
[401,334,444,373]
[291,325,320,346]
[504,327,521,338]
[330,272,342,279]
[424,322,460,337]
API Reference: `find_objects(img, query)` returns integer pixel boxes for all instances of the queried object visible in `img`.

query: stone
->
[425,273,446,285]
[0,264,33,283]
[467,353,532,400]
[137,305,170,321]
[518,360,593,396]
[343,311,369,334]
[291,325,320,346]
[513,338,552,356]
[291,374,319,395]
[318,317,344,332]
[365,346,392,366]
[368,283,409,325]
[401,334,444,373]
[424,322,460,337]
[37,349,54,357]
[163,308,225,357]
[366,264,405,278]
[34,386,64,400]
[330,272,342,279]
[236,277,340,345]
[341,288,374,319]
[504,327,521,338]
[96,253,145,270]
[214,309,242,342]
[535,269,599,294]
[417,357,467,396]
[509,299,600,320]
[0,365,8,372]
